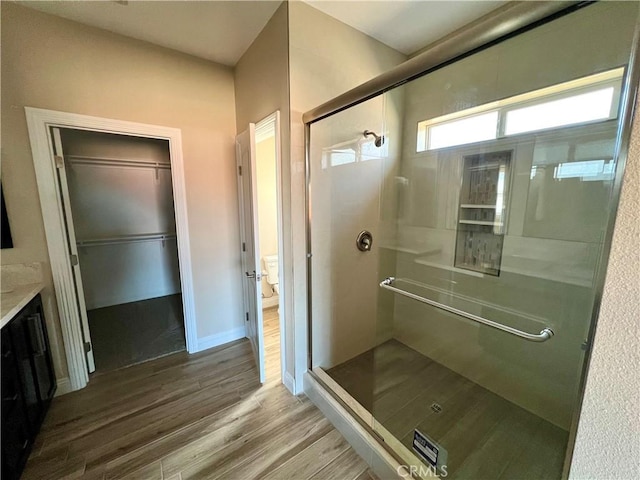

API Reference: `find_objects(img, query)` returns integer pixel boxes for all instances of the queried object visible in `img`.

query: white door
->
[236,124,266,383]
[51,128,96,373]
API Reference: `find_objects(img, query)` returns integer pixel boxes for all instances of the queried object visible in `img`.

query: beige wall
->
[289,0,406,388]
[1,3,242,382]
[233,1,292,378]
[569,96,640,479]
[234,2,289,133]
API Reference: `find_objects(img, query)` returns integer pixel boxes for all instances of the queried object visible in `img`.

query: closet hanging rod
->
[76,232,176,247]
[65,155,171,170]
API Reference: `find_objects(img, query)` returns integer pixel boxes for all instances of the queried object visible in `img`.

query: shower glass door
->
[309,92,388,416]
[309,2,639,479]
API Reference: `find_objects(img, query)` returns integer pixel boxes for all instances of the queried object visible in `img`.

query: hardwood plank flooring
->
[263,307,281,383]
[326,339,569,480]
[23,313,376,480]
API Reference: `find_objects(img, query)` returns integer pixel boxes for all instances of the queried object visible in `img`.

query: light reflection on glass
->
[505,87,614,136]
[494,167,506,233]
[553,159,615,181]
[428,111,499,150]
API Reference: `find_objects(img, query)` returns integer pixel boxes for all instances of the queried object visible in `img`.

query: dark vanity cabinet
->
[1,294,56,480]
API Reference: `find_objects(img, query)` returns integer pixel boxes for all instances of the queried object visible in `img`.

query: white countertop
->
[1,283,45,329]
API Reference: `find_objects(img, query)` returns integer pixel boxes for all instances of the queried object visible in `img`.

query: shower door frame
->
[303,2,640,478]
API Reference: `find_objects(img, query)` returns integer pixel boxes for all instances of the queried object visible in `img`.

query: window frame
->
[416,67,625,152]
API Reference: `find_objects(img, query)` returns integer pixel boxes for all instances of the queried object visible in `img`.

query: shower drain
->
[431,402,443,413]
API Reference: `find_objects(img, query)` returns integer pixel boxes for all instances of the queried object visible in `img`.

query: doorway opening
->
[55,128,186,373]
[27,107,196,391]
[236,111,285,385]
[255,115,282,383]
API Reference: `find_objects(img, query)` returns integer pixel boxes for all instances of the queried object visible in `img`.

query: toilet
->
[263,254,279,295]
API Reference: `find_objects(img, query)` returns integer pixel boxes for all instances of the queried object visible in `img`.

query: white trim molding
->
[261,296,279,309]
[195,327,246,353]
[255,114,276,144]
[25,107,197,392]
[54,377,72,397]
[283,371,296,395]
[255,111,292,393]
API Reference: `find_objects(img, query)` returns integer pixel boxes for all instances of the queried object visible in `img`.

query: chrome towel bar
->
[379,277,554,342]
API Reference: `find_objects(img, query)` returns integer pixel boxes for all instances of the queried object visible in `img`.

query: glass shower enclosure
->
[307,3,639,479]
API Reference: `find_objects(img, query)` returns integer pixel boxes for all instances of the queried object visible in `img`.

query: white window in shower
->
[427,111,499,150]
[360,138,387,161]
[417,67,624,152]
[504,87,615,136]
[553,159,616,182]
[325,147,357,167]
[322,136,387,168]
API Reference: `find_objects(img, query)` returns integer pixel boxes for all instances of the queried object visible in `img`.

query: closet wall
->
[61,130,181,310]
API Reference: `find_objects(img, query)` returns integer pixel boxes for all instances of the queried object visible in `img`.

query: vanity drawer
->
[1,323,32,480]
[1,361,22,421]
[1,327,20,421]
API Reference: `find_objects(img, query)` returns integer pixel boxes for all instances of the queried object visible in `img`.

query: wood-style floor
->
[23,308,377,480]
[263,307,282,383]
[327,339,569,480]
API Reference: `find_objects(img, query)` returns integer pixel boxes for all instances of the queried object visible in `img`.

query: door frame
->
[236,122,266,383]
[254,111,288,385]
[50,127,96,373]
[25,107,197,391]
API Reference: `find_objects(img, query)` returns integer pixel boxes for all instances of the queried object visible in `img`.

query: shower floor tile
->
[326,339,568,480]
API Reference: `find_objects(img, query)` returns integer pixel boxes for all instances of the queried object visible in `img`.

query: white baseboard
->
[262,295,279,309]
[283,371,295,395]
[195,327,246,353]
[55,377,73,396]
[304,372,405,480]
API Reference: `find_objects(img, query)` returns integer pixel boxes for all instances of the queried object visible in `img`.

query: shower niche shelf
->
[454,150,512,276]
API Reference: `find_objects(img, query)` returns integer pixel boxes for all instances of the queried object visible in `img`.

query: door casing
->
[237,111,288,386]
[256,112,288,385]
[51,127,96,373]
[236,122,266,383]
[25,107,197,392]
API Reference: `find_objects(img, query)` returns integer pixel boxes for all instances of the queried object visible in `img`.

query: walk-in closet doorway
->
[56,128,185,373]
[26,108,196,392]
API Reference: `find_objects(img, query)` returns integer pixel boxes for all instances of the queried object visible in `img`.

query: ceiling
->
[16,0,283,66]
[306,0,506,55]
[17,0,506,66]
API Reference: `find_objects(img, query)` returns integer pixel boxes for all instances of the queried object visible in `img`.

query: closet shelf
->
[76,232,176,247]
[66,155,171,170]
[460,204,498,209]
[458,220,499,226]
[466,162,501,171]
